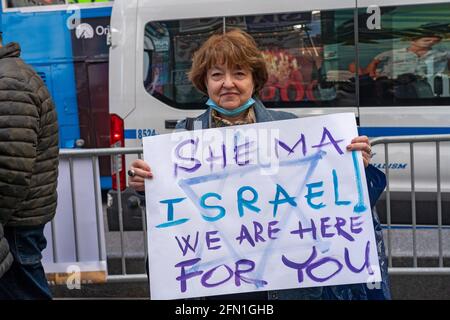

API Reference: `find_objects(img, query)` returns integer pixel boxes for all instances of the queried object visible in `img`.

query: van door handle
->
[165,120,180,129]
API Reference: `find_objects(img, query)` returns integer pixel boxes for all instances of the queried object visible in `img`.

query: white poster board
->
[144,113,381,300]
[43,157,107,285]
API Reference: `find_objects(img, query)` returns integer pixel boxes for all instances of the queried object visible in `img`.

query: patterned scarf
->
[211,106,256,128]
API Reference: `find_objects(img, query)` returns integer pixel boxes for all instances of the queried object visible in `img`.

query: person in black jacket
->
[0,31,59,299]
[0,28,14,275]
[0,30,14,283]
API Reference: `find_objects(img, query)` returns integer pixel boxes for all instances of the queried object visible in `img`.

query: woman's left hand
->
[346,135,372,168]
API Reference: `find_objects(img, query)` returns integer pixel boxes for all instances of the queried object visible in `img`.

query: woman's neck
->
[219,111,248,123]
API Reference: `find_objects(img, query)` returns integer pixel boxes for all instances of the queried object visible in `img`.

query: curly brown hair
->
[188,28,268,96]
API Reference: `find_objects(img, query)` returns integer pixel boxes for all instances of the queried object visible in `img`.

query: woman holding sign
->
[128,29,390,300]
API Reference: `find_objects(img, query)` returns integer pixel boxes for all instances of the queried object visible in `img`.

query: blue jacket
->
[176,99,391,300]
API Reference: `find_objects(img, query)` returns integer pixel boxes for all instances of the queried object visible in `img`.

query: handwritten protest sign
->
[143,113,381,300]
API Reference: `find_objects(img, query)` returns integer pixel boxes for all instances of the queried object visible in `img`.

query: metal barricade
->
[370,134,450,275]
[57,147,146,283]
[55,136,450,285]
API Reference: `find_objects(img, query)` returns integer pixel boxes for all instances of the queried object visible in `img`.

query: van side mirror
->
[109,27,120,48]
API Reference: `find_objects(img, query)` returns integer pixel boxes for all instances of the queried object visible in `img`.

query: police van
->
[108,0,450,225]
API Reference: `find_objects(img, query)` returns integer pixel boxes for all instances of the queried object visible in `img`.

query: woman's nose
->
[222,73,235,87]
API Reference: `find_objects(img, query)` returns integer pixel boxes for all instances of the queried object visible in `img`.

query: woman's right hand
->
[128,159,153,192]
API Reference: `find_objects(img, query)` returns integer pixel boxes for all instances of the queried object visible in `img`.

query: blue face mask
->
[206,97,255,117]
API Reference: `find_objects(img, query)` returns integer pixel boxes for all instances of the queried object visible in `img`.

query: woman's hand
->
[346,135,372,168]
[128,159,153,192]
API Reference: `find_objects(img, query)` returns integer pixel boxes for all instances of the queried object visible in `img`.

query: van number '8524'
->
[137,129,157,139]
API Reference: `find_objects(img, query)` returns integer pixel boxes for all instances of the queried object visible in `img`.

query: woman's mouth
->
[220,92,239,97]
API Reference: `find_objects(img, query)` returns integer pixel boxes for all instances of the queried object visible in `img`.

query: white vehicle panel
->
[110,0,450,195]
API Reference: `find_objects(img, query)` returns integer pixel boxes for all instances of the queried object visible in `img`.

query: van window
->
[358,3,450,107]
[6,0,113,8]
[143,9,357,110]
[6,0,64,6]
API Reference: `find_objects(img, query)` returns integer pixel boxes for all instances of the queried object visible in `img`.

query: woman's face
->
[205,65,254,110]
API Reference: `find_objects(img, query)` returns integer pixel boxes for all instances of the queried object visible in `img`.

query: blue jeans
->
[0,225,52,300]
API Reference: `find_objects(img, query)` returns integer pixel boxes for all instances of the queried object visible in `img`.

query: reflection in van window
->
[143,10,357,110]
[6,0,113,8]
[7,0,64,7]
[358,3,450,106]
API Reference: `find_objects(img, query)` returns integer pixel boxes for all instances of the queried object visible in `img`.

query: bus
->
[109,0,450,225]
[1,0,113,188]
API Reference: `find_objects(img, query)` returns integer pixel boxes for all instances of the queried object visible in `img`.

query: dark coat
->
[177,98,391,300]
[0,42,59,227]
